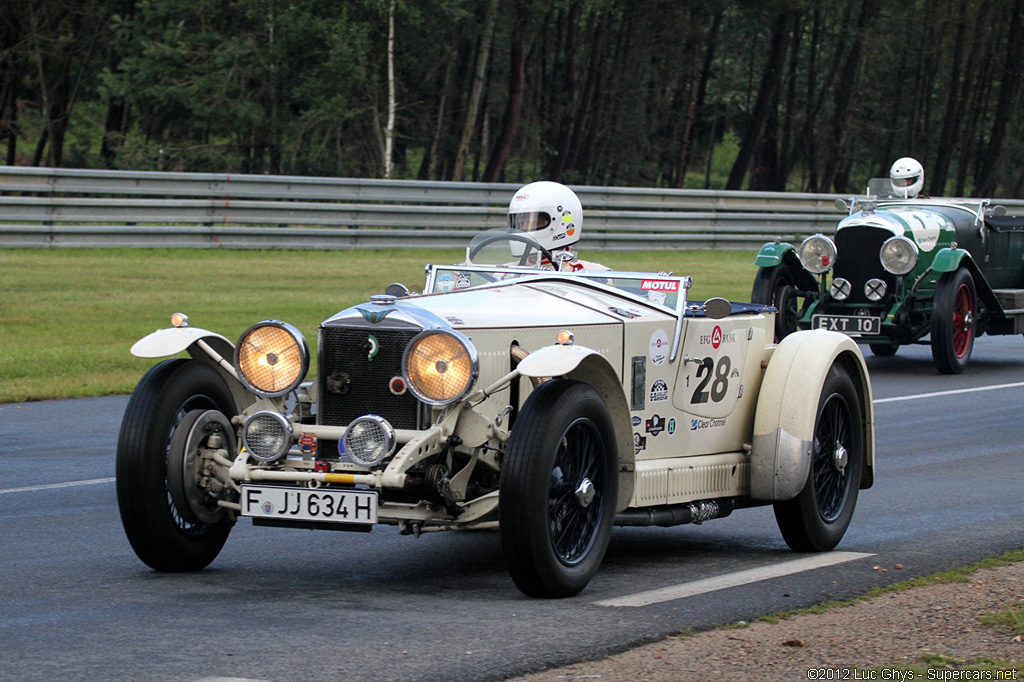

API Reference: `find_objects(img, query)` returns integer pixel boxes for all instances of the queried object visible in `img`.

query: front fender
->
[131,326,233,360]
[516,343,597,378]
[754,241,796,267]
[931,247,969,273]
[750,330,875,501]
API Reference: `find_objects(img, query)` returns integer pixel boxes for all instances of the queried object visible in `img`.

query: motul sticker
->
[641,280,679,292]
[649,329,668,366]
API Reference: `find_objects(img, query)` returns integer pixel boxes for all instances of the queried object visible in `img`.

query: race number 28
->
[690,356,731,404]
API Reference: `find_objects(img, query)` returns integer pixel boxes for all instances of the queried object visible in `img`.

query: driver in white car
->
[507,181,609,271]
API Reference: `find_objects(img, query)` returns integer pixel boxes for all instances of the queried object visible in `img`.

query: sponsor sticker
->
[645,414,665,437]
[649,329,669,366]
[631,416,642,427]
[641,279,679,292]
[650,379,669,403]
[437,272,456,292]
[633,433,647,454]
[690,417,727,431]
[667,418,676,435]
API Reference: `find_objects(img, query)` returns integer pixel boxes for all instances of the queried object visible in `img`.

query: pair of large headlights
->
[233,322,478,405]
[234,321,478,465]
[798,233,919,276]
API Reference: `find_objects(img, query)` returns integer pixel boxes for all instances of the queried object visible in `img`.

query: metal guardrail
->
[2,167,1020,250]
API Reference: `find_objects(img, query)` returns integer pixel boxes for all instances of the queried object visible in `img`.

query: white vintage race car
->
[117,231,875,598]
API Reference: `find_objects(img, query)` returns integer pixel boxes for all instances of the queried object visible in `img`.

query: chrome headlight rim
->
[234,320,310,398]
[343,414,397,468]
[242,410,294,463]
[829,277,852,301]
[401,328,479,406]
[879,235,920,275]
[864,278,888,302]
[798,234,838,274]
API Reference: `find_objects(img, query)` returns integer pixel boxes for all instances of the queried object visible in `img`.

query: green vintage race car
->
[751,177,1024,373]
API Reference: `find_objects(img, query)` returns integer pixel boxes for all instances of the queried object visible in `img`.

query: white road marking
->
[0,477,115,494]
[873,381,1024,404]
[594,551,875,608]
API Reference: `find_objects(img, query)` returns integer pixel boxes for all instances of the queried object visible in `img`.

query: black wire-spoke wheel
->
[501,380,617,598]
[774,363,864,552]
[548,419,606,566]
[117,359,238,571]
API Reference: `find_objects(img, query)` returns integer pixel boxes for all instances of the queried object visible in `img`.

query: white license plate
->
[240,485,378,525]
[812,314,881,336]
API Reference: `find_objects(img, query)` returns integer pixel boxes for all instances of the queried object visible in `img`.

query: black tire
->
[116,359,238,571]
[930,268,976,374]
[869,343,899,357]
[773,363,864,552]
[500,380,618,598]
[751,262,800,341]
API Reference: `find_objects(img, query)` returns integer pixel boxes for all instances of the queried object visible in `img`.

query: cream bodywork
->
[132,271,875,530]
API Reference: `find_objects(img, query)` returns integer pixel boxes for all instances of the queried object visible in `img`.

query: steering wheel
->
[468,234,556,268]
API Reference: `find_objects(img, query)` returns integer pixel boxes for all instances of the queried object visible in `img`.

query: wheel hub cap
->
[575,478,596,507]
[833,443,848,473]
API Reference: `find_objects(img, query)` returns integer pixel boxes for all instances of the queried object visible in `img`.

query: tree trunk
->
[383,0,396,178]
[975,0,1024,196]
[483,0,532,182]
[726,10,792,190]
[451,0,499,182]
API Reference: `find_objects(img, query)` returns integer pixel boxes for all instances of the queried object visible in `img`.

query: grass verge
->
[0,247,758,403]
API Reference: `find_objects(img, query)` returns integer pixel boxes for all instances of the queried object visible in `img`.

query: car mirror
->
[703,297,732,319]
[988,205,1007,217]
[834,198,850,212]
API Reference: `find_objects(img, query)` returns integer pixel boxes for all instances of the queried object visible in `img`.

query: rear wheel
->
[751,262,801,340]
[116,359,238,571]
[774,363,864,552]
[500,380,617,598]
[930,268,976,374]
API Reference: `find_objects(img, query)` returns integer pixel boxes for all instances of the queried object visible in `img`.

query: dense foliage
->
[2,0,1022,196]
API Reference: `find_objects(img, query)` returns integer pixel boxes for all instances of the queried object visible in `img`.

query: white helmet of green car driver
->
[890,157,924,199]
[507,181,583,252]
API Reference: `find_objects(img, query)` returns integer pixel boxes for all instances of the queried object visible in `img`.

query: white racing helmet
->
[507,181,583,252]
[890,157,924,198]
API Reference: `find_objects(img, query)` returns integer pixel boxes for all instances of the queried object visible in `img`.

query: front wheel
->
[930,268,976,374]
[751,262,801,341]
[116,359,238,571]
[773,363,864,552]
[500,380,618,598]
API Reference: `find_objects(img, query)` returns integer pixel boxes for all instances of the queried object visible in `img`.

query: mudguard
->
[131,326,233,359]
[931,247,970,273]
[750,330,875,501]
[754,241,796,268]
[516,343,597,377]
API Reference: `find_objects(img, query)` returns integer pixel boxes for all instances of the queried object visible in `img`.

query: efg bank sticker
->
[649,329,668,366]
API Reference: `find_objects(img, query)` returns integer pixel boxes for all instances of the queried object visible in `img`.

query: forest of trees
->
[1,0,1023,197]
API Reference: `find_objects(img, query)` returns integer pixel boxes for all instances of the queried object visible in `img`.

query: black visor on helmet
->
[892,175,919,188]
[508,211,552,233]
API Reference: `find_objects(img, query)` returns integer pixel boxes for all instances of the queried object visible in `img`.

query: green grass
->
[0,247,758,403]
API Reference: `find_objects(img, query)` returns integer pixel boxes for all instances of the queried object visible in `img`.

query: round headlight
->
[798,235,837,274]
[880,235,919,275]
[235,321,309,397]
[343,415,396,467]
[864,278,888,302]
[242,411,293,462]
[402,329,478,405]
[830,277,852,301]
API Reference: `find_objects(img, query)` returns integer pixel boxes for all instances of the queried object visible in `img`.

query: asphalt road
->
[2,336,1022,682]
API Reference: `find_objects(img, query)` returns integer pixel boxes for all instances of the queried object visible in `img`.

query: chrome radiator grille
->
[317,326,423,430]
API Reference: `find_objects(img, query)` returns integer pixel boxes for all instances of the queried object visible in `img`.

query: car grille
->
[318,326,423,430]
[833,226,896,304]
